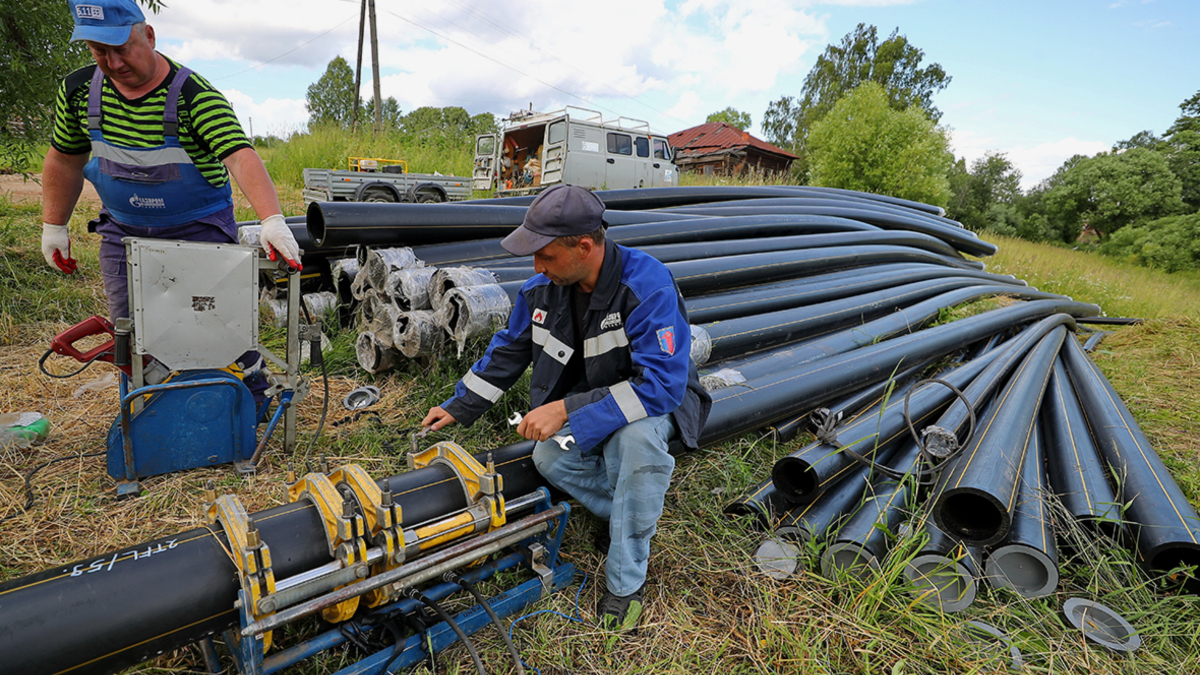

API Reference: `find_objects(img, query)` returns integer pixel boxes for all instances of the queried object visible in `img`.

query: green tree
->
[364,95,402,130]
[806,82,954,207]
[306,56,358,129]
[1042,148,1184,240]
[705,107,752,131]
[0,1,162,171]
[762,23,950,176]
[951,152,1023,232]
[1101,213,1200,273]
[1165,90,1200,211]
[399,106,495,147]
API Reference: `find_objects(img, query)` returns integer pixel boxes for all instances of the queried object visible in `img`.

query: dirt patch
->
[0,173,101,206]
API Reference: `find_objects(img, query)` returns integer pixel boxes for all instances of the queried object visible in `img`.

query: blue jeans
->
[532,414,676,597]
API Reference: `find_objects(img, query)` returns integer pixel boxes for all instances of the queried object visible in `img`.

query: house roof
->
[668,122,798,160]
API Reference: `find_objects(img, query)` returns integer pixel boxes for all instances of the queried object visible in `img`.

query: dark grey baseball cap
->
[501,184,606,256]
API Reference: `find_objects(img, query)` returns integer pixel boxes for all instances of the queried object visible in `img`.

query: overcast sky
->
[143,0,1199,189]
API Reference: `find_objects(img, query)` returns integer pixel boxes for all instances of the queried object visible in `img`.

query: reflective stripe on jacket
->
[443,238,711,452]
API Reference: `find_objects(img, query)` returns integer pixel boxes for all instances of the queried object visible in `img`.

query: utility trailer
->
[302,157,472,205]
[473,107,679,196]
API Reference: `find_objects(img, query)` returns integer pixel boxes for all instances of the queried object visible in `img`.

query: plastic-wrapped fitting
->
[437,284,513,356]
[699,368,747,392]
[331,258,360,306]
[237,224,262,246]
[355,331,400,374]
[359,289,400,327]
[393,310,446,358]
[689,324,712,365]
[386,267,438,311]
[350,262,371,300]
[365,247,422,290]
[429,267,499,311]
[260,291,340,328]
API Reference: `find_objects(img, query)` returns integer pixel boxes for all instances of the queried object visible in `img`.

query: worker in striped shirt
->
[41,0,301,328]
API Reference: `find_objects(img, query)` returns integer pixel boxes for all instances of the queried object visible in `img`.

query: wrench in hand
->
[507,412,575,450]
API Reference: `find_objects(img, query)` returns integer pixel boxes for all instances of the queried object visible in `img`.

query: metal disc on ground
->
[905,553,978,613]
[962,621,1025,669]
[753,538,801,579]
[1062,598,1141,652]
[343,385,381,411]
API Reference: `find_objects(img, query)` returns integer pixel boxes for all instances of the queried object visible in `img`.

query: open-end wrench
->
[507,412,575,450]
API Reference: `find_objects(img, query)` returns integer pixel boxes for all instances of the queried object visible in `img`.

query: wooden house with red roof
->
[667,122,798,176]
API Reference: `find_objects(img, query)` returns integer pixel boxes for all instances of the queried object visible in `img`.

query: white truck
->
[472,107,679,196]
[302,157,472,205]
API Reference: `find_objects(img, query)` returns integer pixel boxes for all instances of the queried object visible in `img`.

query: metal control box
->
[126,238,259,371]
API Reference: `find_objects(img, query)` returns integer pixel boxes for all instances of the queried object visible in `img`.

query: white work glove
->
[41,223,77,274]
[259,214,302,270]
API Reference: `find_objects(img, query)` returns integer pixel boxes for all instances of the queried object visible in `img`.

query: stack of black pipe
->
[2,187,1195,675]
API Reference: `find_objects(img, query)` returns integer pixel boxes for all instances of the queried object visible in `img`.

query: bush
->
[1100,214,1200,273]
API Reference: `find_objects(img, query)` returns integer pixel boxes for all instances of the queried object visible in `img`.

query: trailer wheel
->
[415,191,444,203]
[362,188,397,203]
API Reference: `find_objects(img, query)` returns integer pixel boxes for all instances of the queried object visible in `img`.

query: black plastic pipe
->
[660,197,966,239]
[904,520,984,613]
[1040,356,1123,538]
[982,419,1059,598]
[1060,336,1200,585]
[687,264,1023,324]
[931,326,1067,546]
[0,441,543,675]
[821,439,923,579]
[700,299,1099,448]
[723,478,797,531]
[772,347,1003,503]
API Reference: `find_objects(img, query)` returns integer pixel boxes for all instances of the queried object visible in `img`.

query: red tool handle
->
[50,315,116,364]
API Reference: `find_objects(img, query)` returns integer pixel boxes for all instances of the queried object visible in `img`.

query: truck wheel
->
[362,188,397,203]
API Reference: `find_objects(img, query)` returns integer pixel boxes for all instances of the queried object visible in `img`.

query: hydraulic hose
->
[405,588,487,675]
[448,572,525,675]
[931,326,1068,546]
[1040,357,1123,539]
[1060,336,1200,586]
[982,419,1059,598]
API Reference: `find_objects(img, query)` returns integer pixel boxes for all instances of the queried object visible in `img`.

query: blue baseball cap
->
[69,0,146,45]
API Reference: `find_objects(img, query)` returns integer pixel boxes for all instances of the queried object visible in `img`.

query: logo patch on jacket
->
[531,308,547,325]
[657,327,676,355]
[600,312,623,330]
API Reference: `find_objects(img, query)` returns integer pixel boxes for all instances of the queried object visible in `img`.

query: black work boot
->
[598,583,645,634]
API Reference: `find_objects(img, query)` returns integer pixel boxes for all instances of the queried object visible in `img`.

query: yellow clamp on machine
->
[206,488,278,651]
[406,441,507,551]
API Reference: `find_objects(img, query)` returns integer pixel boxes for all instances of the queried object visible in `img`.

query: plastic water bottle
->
[0,412,50,449]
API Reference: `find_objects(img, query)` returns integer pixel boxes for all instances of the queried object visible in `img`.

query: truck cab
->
[473,107,678,196]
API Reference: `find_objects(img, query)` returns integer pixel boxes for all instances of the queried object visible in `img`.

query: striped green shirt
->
[52,56,251,188]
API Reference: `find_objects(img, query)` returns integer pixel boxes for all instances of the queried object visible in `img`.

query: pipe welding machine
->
[202,449,574,675]
[42,238,313,496]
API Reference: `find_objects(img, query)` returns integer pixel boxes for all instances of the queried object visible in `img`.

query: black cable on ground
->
[0,450,106,525]
[38,348,108,379]
[405,588,487,675]
[447,572,525,675]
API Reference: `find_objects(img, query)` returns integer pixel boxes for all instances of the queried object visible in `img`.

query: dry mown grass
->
[3,192,1200,674]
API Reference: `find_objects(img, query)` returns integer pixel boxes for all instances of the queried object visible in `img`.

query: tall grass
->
[263,126,476,191]
[981,234,1200,319]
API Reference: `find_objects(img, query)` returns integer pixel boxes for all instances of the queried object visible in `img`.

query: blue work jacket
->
[442,238,711,452]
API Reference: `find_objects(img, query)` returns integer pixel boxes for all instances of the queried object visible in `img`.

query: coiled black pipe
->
[660,204,994,257]
[687,264,1022,324]
[1040,357,1123,538]
[700,299,1099,448]
[931,326,1068,546]
[660,197,967,238]
[0,441,543,675]
[1060,336,1200,585]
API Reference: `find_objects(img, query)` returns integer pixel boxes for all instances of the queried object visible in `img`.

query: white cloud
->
[948,129,1110,189]
[668,91,702,120]
[222,89,309,138]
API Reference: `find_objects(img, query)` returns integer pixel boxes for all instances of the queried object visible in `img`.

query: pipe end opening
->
[984,545,1058,597]
[938,491,1006,545]
[906,554,976,612]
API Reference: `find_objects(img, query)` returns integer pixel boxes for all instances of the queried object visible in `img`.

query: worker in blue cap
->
[41,0,301,325]
[41,0,300,395]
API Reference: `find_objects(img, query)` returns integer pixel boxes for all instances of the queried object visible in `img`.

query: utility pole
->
[351,0,366,129]
[368,0,382,134]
